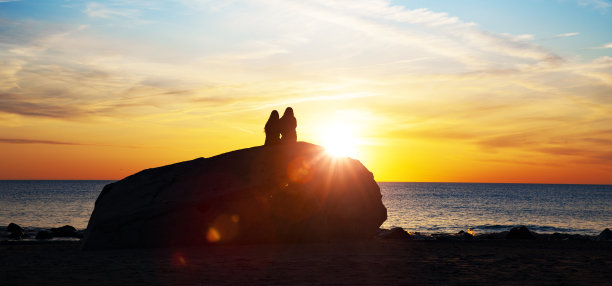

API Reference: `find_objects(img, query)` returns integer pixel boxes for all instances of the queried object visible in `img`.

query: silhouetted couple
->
[265,107,296,145]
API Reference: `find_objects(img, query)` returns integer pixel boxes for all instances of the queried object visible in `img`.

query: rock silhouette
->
[51,225,80,238]
[506,226,536,240]
[7,223,25,239]
[7,222,23,233]
[378,227,411,240]
[81,142,387,250]
[596,228,612,241]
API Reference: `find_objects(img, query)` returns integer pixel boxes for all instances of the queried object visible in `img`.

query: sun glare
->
[321,123,360,158]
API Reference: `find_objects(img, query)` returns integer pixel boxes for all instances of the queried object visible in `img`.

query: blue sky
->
[2,1,610,56]
[391,0,611,59]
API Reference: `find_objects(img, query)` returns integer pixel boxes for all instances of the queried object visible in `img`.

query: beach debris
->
[6,223,25,239]
[506,226,536,240]
[596,228,612,241]
[35,230,53,240]
[378,227,411,240]
[51,225,80,238]
[81,142,387,250]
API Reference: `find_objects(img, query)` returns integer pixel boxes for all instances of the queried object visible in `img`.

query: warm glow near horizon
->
[1,0,611,184]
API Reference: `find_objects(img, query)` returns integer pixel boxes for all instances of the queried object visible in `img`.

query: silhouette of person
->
[264,110,281,145]
[280,107,297,143]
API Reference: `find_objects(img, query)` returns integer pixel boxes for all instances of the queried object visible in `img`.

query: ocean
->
[1,180,611,235]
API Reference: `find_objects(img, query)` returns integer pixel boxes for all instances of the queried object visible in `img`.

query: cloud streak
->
[84,2,140,19]
[0,138,87,145]
[590,43,612,49]
[577,0,612,12]
[0,137,144,149]
[555,32,580,38]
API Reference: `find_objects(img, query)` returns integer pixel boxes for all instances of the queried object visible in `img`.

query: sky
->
[0,0,611,183]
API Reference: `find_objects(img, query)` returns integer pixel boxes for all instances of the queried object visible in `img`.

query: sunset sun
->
[321,123,360,158]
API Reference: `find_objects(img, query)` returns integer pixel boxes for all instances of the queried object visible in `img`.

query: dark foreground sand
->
[1,239,611,285]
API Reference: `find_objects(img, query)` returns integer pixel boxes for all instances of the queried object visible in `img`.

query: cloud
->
[0,137,143,148]
[0,93,89,118]
[0,138,87,145]
[84,2,140,19]
[590,43,612,49]
[258,0,561,69]
[577,0,612,12]
[555,32,580,38]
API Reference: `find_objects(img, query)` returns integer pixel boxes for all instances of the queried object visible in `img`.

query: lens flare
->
[287,156,314,183]
[206,227,221,243]
[172,252,188,266]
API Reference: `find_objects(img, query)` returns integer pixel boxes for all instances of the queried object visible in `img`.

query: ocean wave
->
[471,224,592,233]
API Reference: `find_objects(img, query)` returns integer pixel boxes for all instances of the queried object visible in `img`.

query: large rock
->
[81,142,387,250]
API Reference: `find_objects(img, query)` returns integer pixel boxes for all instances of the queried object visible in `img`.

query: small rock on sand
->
[51,225,79,238]
[378,227,411,240]
[596,228,612,241]
[7,223,25,239]
[7,223,23,233]
[506,226,536,240]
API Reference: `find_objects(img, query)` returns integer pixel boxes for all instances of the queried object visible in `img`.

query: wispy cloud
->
[0,137,143,148]
[577,0,612,12]
[555,32,580,38]
[0,100,86,118]
[0,138,87,145]
[257,0,560,69]
[84,2,140,19]
[590,43,612,49]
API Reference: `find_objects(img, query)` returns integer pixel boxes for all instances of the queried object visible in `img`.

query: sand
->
[1,239,611,285]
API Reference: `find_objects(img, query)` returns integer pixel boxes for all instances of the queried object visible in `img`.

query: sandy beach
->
[1,239,611,285]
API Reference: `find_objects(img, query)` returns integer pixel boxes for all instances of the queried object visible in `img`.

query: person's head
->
[283,107,294,117]
[269,110,279,120]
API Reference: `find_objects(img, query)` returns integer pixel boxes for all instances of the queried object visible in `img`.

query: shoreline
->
[1,239,611,285]
[2,227,609,243]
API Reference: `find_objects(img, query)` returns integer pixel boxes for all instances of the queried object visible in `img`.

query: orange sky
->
[1,1,611,184]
